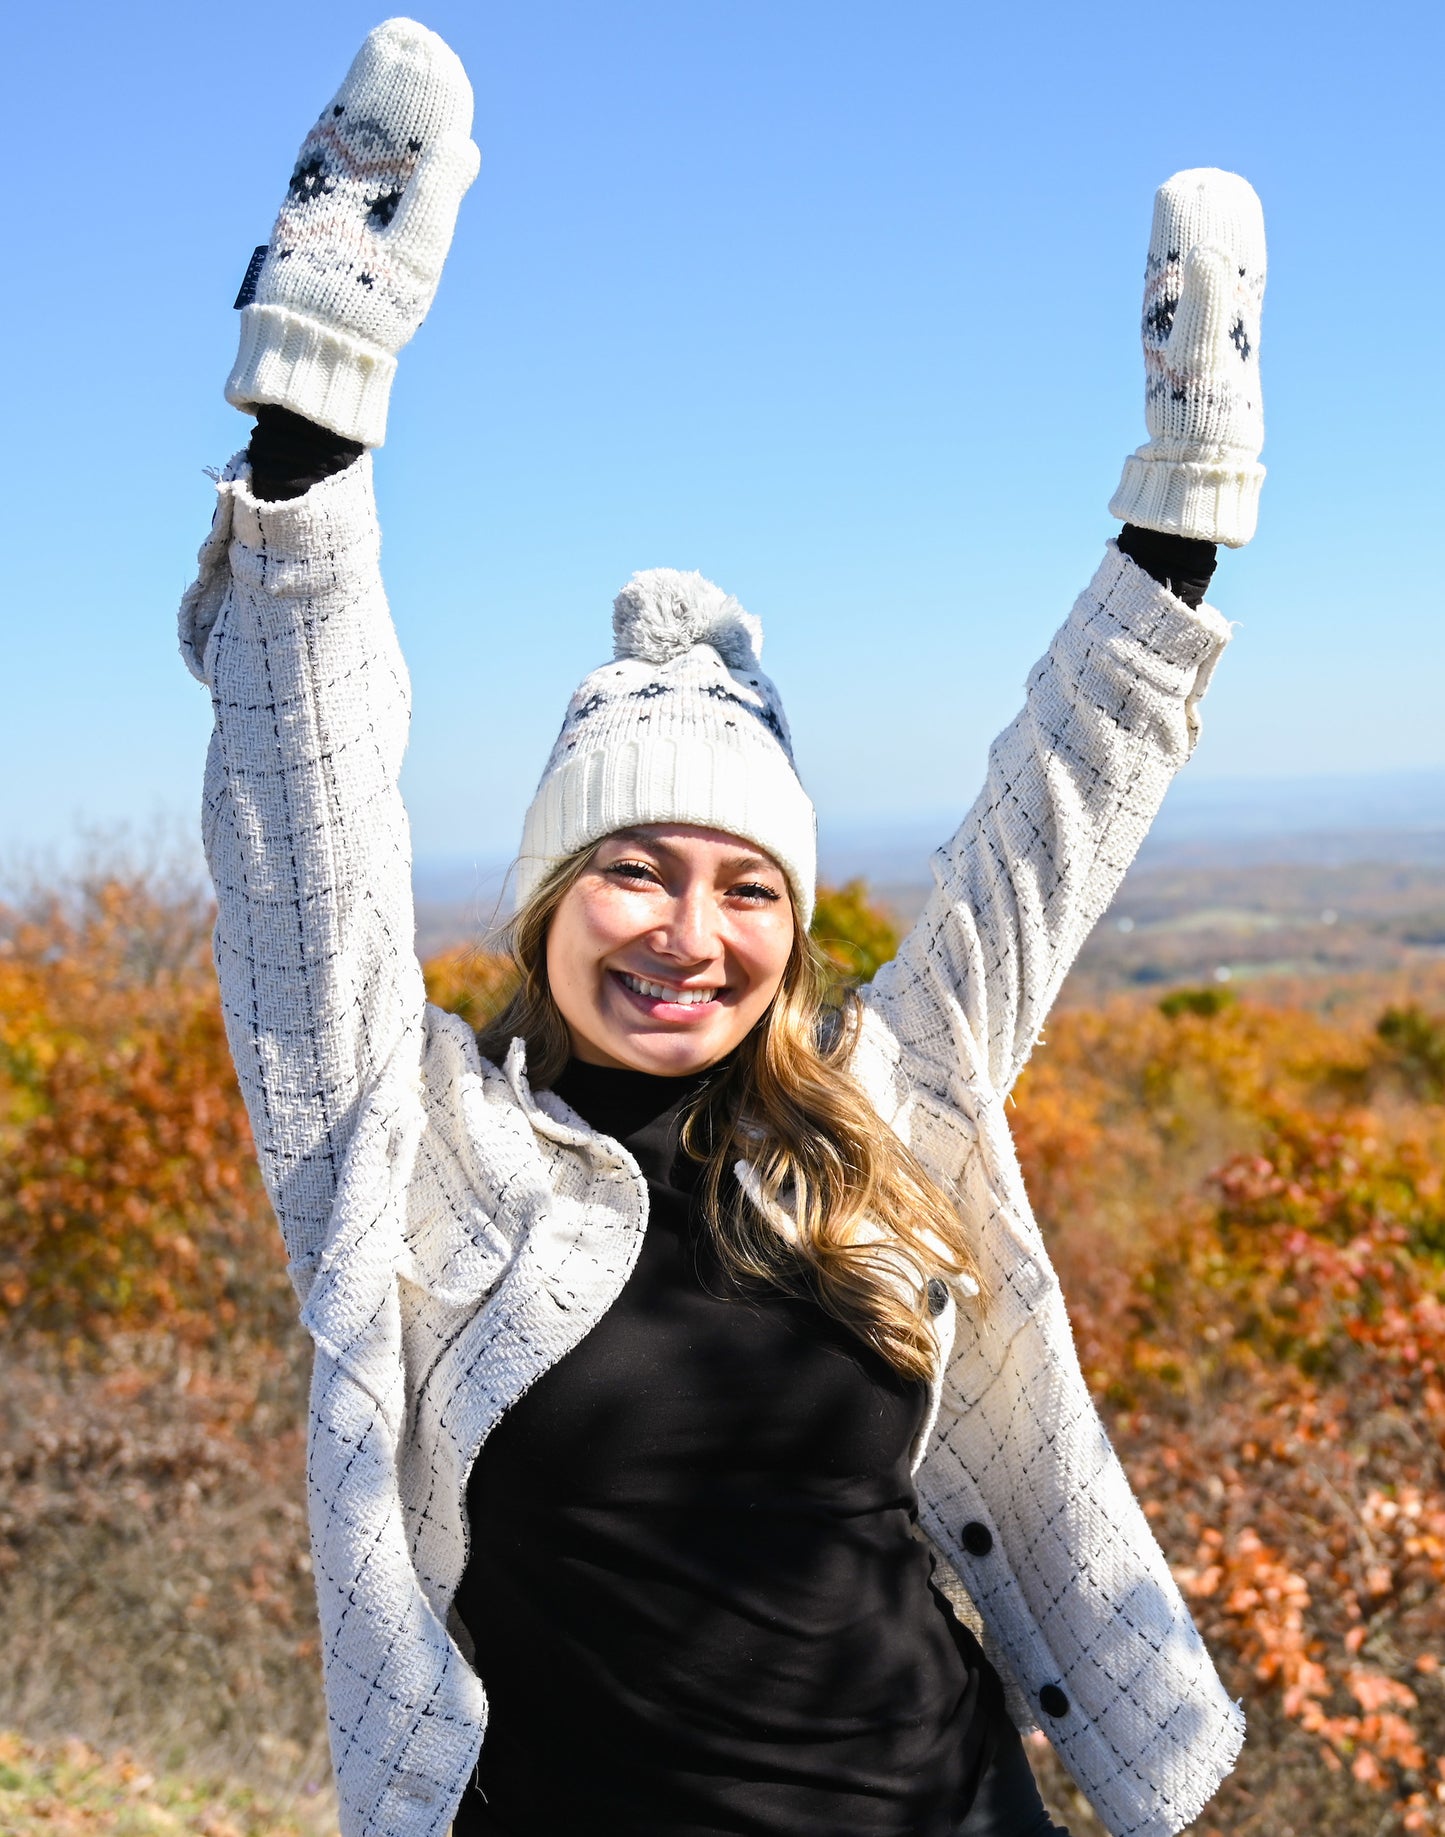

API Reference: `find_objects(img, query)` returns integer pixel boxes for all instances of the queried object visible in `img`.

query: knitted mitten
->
[225,17,479,447]
[1110,168,1266,547]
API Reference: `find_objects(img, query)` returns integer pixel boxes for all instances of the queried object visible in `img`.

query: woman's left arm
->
[862,167,1265,1100]
[863,549,1230,1099]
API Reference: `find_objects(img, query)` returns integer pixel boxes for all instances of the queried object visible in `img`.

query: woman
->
[180,19,1265,1837]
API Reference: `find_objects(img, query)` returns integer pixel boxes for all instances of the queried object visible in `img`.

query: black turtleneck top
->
[451,1058,1001,1837]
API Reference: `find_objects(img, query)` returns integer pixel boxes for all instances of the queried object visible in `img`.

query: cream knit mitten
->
[1110,168,1267,547]
[225,18,479,447]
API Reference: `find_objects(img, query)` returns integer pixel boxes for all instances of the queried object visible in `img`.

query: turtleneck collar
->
[550,1057,724,1150]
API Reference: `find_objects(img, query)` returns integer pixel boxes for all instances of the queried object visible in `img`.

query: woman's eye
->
[606,860,659,884]
[732,882,781,903]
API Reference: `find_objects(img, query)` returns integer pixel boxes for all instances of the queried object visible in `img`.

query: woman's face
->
[546,824,797,1076]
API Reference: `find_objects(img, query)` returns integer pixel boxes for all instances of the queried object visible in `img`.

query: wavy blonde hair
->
[478,845,979,1380]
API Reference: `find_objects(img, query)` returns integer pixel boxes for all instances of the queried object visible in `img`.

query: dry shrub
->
[0,1325,331,1817]
[1012,988,1445,1833]
[810,878,902,986]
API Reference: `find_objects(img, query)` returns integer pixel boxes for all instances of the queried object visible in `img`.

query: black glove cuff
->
[247,405,364,503]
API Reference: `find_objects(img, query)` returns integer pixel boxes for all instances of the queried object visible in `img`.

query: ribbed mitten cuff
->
[1110,454,1265,548]
[225,303,398,447]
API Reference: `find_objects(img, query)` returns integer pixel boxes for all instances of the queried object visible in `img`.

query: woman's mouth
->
[614,970,723,1015]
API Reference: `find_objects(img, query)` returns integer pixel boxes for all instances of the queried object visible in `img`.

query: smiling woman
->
[179,17,1266,1837]
[545,825,796,1074]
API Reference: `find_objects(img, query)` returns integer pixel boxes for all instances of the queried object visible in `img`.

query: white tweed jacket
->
[179,453,1243,1837]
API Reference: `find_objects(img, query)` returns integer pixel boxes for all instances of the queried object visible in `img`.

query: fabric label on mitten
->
[234,246,270,311]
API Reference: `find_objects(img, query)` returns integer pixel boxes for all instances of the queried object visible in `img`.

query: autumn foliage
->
[1010,982,1445,1831]
[810,878,902,986]
[0,875,276,1342]
[3,871,1443,1830]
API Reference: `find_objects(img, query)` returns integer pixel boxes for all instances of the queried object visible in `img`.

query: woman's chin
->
[614,1031,731,1076]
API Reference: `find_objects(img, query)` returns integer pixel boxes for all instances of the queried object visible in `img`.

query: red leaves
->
[1014,983,1445,1826]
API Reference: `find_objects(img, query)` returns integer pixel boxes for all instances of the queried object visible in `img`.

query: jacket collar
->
[502,1034,633,1163]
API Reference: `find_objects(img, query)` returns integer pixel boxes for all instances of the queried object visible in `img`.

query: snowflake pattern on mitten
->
[225,17,480,446]
[1110,168,1267,547]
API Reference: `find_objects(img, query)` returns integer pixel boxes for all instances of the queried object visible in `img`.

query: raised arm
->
[179,21,479,1286]
[863,549,1231,1101]
[861,168,1265,1101]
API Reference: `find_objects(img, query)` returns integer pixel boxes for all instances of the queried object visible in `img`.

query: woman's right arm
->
[181,450,422,1289]
[178,20,479,1289]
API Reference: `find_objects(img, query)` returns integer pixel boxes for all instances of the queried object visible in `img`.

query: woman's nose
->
[652,887,720,962]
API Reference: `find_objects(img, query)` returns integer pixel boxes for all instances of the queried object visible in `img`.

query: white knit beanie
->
[517,570,817,923]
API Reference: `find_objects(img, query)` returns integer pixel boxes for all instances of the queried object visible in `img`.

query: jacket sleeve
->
[860,544,1232,1100]
[180,452,426,1292]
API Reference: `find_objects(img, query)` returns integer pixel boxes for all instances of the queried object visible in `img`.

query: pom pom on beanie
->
[612,568,765,671]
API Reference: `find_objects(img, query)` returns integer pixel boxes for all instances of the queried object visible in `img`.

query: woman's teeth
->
[620,973,716,1006]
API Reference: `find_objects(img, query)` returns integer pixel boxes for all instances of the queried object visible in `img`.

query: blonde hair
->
[478,846,979,1380]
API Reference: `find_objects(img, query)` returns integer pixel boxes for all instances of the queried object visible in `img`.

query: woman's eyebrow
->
[600,832,779,878]
[598,828,665,859]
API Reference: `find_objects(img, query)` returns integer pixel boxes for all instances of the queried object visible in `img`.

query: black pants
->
[956,1712,1072,1837]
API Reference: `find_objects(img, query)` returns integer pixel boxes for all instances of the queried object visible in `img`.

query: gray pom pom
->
[612,568,764,669]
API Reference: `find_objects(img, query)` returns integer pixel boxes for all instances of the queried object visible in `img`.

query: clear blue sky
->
[3,0,1441,875]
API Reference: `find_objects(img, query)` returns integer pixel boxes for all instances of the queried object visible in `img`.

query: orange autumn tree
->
[810,878,901,989]
[0,874,272,1342]
[421,943,517,1032]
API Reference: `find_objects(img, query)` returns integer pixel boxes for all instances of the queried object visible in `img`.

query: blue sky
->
[3,0,1441,876]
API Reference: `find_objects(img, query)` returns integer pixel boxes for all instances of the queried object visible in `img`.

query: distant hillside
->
[1064,856,1445,1004]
